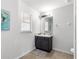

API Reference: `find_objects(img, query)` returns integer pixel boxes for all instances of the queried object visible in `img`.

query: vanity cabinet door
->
[35,36,44,49]
[40,37,49,51]
[45,37,52,51]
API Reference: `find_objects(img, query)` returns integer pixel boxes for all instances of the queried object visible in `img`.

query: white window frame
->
[21,12,32,32]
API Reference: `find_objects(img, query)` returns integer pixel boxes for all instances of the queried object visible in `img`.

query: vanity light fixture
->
[40,11,52,19]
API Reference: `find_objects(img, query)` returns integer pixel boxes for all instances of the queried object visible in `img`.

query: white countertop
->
[35,34,53,37]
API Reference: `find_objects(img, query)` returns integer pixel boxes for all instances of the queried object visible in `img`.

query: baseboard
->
[53,48,73,55]
[15,48,35,59]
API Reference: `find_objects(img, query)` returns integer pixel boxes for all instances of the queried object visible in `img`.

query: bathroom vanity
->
[35,35,52,52]
[35,12,53,52]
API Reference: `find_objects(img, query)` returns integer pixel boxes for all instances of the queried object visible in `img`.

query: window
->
[45,21,48,31]
[21,12,32,32]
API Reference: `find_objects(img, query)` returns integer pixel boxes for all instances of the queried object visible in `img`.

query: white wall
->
[53,4,74,54]
[1,0,40,59]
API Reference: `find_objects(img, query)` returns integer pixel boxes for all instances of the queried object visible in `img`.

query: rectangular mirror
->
[40,15,53,35]
[44,16,53,34]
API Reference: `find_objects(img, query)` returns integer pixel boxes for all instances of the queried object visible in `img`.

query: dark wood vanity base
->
[35,36,52,52]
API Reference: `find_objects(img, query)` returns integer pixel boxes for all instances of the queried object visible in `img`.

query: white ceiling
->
[23,0,73,12]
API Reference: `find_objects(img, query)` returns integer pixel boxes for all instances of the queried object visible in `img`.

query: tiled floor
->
[20,49,73,59]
